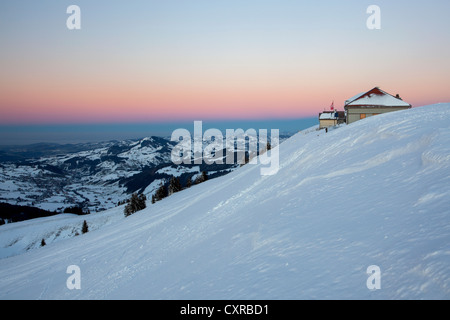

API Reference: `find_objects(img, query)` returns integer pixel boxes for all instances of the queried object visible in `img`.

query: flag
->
[330,101,334,110]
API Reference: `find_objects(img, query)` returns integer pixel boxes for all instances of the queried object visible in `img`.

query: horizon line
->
[0,115,318,127]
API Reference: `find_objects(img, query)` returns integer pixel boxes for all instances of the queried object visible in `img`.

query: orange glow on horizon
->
[1,58,449,124]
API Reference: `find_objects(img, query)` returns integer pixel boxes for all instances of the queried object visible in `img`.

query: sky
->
[0,0,449,143]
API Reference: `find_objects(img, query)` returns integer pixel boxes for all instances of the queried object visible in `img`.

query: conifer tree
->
[195,171,208,184]
[154,183,168,201]
[82,220,89,234]
[168,176,182,195]
[124,193,147,217]
[138,194,147,209]
[185,176,192,189]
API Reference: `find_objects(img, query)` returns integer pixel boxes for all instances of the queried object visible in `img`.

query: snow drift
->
[0,104,449,299]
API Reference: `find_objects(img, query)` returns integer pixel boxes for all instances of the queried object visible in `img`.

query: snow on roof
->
[345,87,411,107]
[345,92,365,105]
[319,112,338,120]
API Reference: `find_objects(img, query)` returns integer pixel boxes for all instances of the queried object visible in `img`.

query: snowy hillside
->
[0,104,449,299]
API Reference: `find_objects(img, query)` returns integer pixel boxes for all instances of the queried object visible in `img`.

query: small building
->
[319,111,346,129]
[344,87,411,124]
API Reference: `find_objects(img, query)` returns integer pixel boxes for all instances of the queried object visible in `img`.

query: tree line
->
[123,171,208,217]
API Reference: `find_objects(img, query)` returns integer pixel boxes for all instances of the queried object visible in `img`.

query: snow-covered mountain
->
[0,136,241,213]
[0,104,449,299]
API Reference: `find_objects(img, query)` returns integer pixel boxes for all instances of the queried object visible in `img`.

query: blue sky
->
[0,1,449,144]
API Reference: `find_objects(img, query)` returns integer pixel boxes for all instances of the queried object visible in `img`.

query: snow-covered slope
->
[0,208,125,259]
[0,104,449,299]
